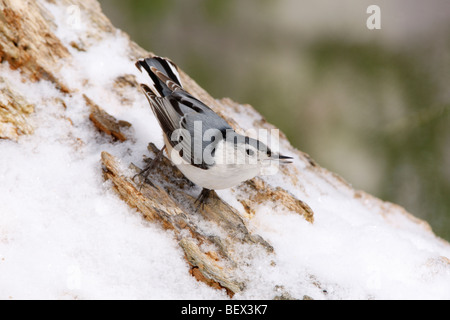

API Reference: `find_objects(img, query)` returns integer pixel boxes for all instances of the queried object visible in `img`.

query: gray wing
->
[140,85,232,169]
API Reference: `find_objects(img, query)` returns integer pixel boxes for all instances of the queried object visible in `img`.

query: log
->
[1,0,449,299]
[0,78,34,140]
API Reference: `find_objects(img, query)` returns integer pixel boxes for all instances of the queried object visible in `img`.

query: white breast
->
[164,136,260,190]
[177,162,258,190]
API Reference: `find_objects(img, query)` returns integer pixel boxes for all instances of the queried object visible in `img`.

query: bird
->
[135,56,293,207]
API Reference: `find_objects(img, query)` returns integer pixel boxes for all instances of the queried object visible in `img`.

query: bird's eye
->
[246,148,254,156]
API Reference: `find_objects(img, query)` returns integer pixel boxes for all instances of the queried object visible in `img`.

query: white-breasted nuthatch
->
[135,56,293,206]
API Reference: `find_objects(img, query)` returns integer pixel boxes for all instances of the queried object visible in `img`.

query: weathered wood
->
[85,95,130,142]
[2,0,446,299]
[101,150,247,295]
[101,141,282,295]
[0,78,34,140]
[0,0,70,91]
[236,177,314,223]
[142,143,275,251]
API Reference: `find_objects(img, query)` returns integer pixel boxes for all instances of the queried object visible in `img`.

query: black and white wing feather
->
[136,57,233,169]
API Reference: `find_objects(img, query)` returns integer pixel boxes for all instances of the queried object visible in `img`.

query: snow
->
[0,0,449,300]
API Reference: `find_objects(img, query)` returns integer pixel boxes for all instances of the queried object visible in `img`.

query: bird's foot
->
[133,145,166,190]
[194,188,215,210]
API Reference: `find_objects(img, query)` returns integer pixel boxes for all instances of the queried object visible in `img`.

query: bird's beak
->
[270,154,294,164]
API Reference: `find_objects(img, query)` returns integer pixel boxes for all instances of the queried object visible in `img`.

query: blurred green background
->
[98,0,450,240]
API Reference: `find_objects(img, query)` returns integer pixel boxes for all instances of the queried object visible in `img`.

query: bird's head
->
[214,134,293,171]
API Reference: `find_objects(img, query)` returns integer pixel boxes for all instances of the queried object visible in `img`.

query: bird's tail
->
[135,56,182,97]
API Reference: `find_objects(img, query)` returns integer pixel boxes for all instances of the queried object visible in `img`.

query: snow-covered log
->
[1,0,449,299]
